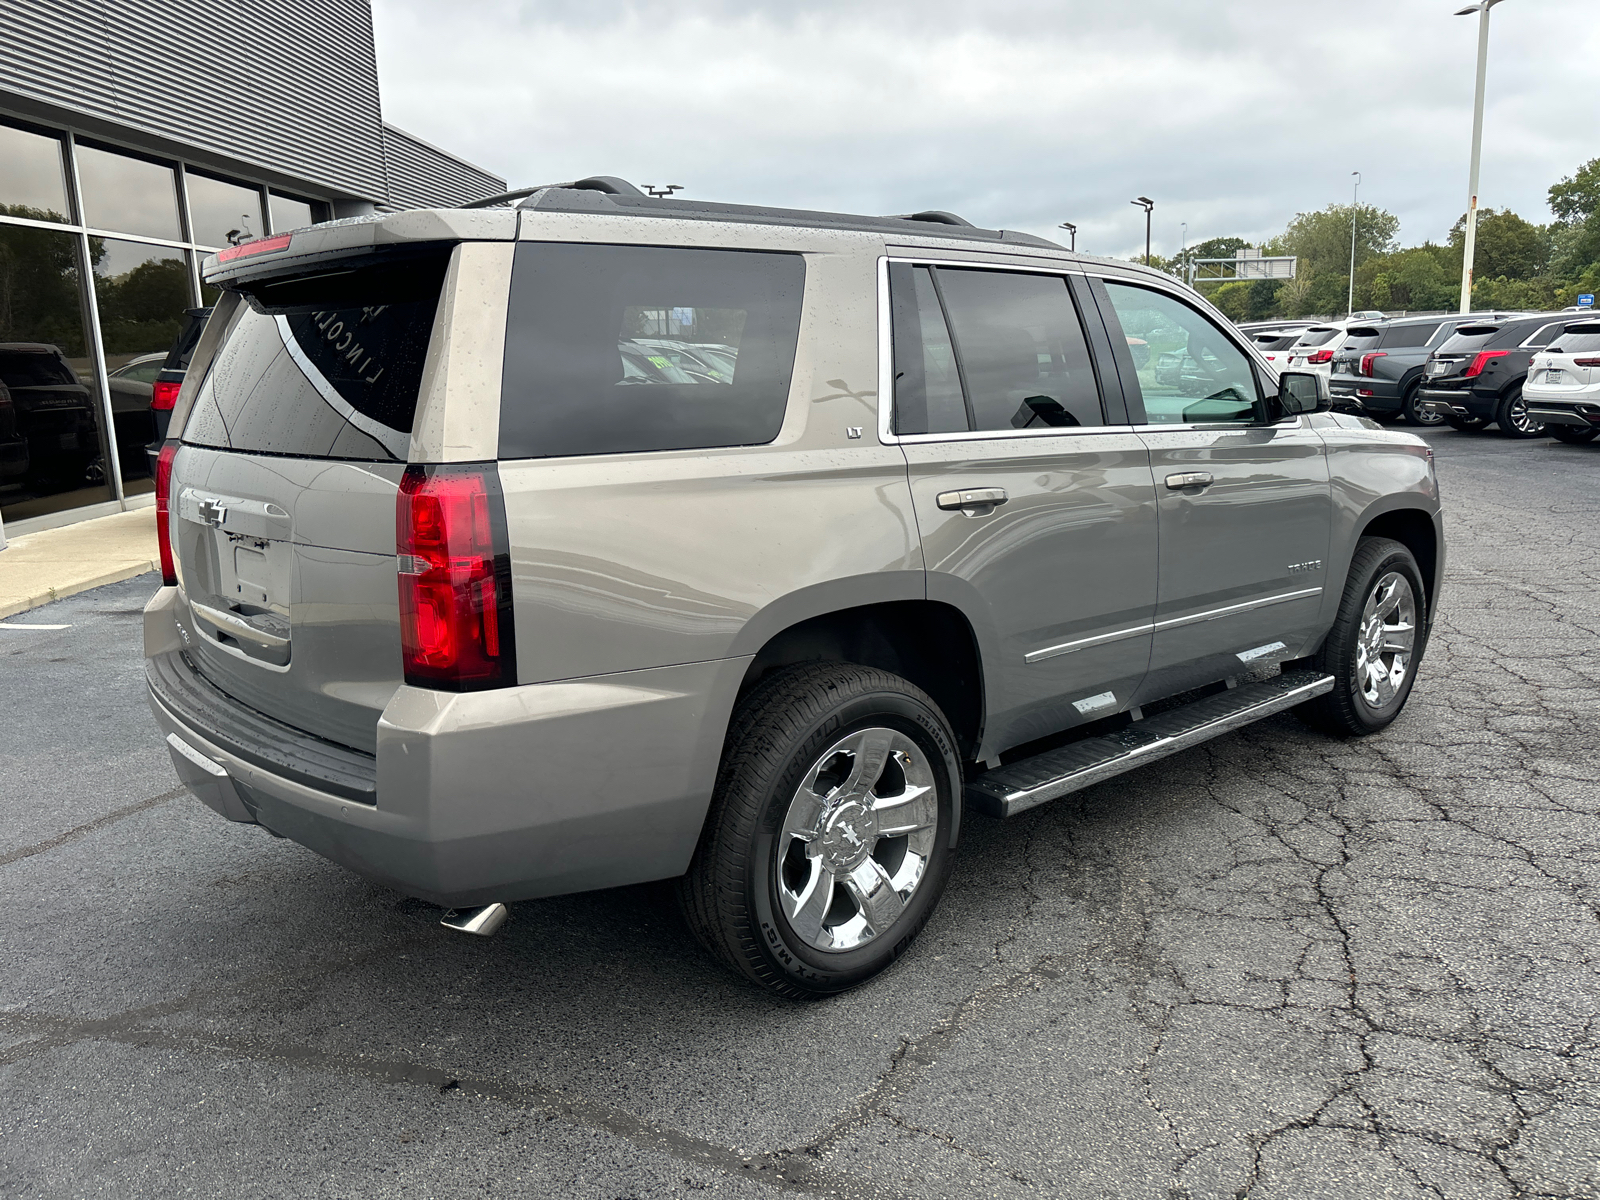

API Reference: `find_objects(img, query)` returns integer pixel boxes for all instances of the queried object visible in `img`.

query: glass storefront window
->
[75,143,182,241]
[0,122,72,224]
[269,192,316,234]
[90,238,194,489]
[187,172,266,249]
[0,224,113,521]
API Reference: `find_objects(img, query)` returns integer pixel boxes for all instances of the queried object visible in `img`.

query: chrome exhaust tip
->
[439,903,509,937]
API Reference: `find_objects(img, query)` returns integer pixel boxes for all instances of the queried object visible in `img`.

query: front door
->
[1093,279,1333,703]
[887,261,1160,754]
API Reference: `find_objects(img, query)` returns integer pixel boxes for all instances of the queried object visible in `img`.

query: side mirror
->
[1276,370,1330,417]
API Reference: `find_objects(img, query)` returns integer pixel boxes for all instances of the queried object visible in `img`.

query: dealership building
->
[0,1,504,533]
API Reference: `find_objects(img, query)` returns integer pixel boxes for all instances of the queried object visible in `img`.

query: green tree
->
[1366,244,1458,313]
[1449,208,1549,281]
[1549,157,1600,224]
[1269,203,1399,278]
[1207,280,1253,321]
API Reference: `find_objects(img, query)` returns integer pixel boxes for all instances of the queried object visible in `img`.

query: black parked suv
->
[1331,315,1489,427]
[143,306,212,475]
[1416,313,1576,437]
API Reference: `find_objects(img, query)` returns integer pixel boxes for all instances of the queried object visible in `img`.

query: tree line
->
[1146,157,1600,321]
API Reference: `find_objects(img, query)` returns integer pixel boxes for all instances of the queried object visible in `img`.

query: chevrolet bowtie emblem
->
[197,498,228,527]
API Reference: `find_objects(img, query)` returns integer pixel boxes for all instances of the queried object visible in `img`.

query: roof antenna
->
[643,184,684,199]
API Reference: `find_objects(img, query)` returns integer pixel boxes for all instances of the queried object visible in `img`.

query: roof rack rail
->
[884,210,976,228]
[462,176,648,209]
[483,177,1060,250]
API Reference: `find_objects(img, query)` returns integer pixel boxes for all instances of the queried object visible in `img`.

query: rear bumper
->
[144,586,750,907]
[1524,400,1600,427]
[1330,373,1403,413]
[1417,386,1495,420]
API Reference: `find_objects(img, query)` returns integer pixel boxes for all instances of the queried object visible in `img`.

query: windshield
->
[1436,326,1501,354]
[1292,328,1340,348]
[1548,328,1600,354]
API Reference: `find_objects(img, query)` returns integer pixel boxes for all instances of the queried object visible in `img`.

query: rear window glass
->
[1549,326,1600,354]
[183,250,448,461]
[1340,328,1382,350]
[1292,328,1340,348]
[0,349,77,387]
[1436,326,1500,354]
[1379,322,1440,348]
[1251,333,1300,350]
[498,243,805,459]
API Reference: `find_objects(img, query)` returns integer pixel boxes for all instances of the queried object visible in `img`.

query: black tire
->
[1296,537,1428,738]
[678,662,962,998]
[1401,382,1445,428]
[1495,385,1546,439]
[1444,412,1489,433]
[1548,424,1599,445]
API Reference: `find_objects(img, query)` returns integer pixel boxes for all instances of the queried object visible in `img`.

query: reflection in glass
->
[0,122,71,224]
[268,192,316,234]
[75,143,181,240]
[91,238,193,486]
[0,225,113,519]
[187,172,265,249]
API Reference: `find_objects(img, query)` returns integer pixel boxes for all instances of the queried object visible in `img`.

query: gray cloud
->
[372,0,1600,259]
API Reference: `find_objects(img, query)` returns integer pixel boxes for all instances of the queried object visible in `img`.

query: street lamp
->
[1131,197,1153,266]
[1347,171,1361,320]
[1058,221,1077,252]
[1454,0,1507,314]
[1180,221,1188,281]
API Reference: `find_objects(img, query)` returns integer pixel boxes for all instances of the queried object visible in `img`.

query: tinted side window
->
[934,268,1104,431]
[498,243,804,459]
[1526,322,1568,347]
[1379,322,1439,348]
[889,264,968,435]
[184,251,449,461]
[1100,282,1260,424]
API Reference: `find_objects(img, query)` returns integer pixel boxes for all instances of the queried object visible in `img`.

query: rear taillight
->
[155,441,178,587]
[1464,350,1509,377]
[1359,351,1387,376]
[396,463,516,691]
[150,380,181,411]
[1306,349,1334,364]
[1573,357,1600,367]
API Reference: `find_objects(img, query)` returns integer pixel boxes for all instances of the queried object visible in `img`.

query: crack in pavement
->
[0,784,188,869]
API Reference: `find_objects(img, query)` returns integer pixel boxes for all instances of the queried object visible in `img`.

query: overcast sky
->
[371,0,1600,260]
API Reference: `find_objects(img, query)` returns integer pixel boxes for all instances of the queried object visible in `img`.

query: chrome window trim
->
[876,256,1284,447]
[1024,585,1323,665]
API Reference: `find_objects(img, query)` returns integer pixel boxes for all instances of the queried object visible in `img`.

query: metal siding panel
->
[381,124,504,208]
[0,0,389,199]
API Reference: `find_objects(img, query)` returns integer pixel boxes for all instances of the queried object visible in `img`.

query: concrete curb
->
[0,560,159,621]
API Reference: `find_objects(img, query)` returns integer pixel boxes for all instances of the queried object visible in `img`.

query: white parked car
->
[1285,322,1355,380]
[1245,328,1304,374]
[1523,320,1600,444]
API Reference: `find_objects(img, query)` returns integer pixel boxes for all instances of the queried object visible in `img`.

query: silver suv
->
[145,178,1443,997]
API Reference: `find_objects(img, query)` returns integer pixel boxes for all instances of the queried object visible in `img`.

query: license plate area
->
[176,486,294,667]
[1544,369,1566,384]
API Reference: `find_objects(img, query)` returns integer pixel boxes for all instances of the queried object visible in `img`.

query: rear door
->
[167,247,452,752]
[889,260,1159,751]
[1094,279,1333,703]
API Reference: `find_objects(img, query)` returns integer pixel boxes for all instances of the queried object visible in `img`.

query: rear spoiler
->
[201,209,517,287]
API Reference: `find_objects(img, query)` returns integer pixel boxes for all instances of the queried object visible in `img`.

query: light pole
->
[1058,221,1077,252]
[1180,221,1188,281]
[1131,197,1153,266]
[1347,171,1360,320]
[1454,0,1506,314]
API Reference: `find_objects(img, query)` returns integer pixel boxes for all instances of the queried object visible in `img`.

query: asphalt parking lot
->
[2,427,1597,1200]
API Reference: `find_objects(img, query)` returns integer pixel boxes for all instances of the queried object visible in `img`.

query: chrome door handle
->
[1165,471,1214,490]
[936,487,1009,512]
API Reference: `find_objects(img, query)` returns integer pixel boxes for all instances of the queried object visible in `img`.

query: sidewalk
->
[0,508,160,620]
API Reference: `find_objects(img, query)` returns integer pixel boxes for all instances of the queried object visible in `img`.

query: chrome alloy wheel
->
[776,727,939,953]
[1353,571,1416,711]
[1506,393,1545,435]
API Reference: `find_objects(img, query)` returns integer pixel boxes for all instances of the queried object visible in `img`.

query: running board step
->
[967,669,1335,818]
